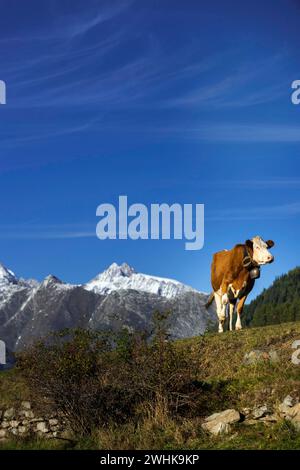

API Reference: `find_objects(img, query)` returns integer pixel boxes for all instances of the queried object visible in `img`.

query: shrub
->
[18,313,207,436]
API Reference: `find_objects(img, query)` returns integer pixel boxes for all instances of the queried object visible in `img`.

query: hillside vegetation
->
[245,267,300,327]
[1,320,300,450]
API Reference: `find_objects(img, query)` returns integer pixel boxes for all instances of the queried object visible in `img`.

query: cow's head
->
[246,236,274,265]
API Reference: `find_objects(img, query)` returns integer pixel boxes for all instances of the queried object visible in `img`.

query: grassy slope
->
[1,321,300,450]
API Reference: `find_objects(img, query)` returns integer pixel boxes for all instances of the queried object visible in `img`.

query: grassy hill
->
[1,321,300,450]
[245,267,300,327]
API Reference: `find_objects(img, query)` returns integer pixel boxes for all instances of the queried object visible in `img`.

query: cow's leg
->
[236,296,247,331]
[229,302,235,331]
[214,292,226,333]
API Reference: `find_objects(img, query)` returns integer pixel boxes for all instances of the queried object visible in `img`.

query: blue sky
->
[0,0,300,299]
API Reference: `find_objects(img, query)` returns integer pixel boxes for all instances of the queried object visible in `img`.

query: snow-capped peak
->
[84,262,197,299]
[40,274,73,291]
[0,263,18,285]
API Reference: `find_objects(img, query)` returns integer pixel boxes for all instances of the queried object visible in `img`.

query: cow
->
[206,236,275,333]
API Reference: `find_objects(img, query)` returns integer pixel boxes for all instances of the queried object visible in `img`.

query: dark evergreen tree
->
[245,267,300,327]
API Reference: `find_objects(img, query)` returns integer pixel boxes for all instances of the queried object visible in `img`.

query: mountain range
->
[0,262,217,351]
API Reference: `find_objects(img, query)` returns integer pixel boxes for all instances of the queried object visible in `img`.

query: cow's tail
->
[205,292,215,308]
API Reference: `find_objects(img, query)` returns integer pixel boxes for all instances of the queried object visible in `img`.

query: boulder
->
[202,409,240,434]
[207,422,231,436]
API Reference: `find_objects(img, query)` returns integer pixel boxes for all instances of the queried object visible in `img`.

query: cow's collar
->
[242,245,261,279]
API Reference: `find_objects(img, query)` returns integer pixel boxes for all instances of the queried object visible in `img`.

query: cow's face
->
[247,236,274,265]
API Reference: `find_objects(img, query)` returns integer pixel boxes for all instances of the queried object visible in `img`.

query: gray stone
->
[208,422,231,436]
[202,409,240,434]
[3,408,15,419]
[18,426,28,434]
[283,395,296,407]
[259,414,278,423]
[36,421,49,433]
[9,420,20,428]
[21,401,31,410]
[49,418,59,427]
[0,429,7,439]
[0,420,9,429]
[252,405,270,419]
[241,407,251,416]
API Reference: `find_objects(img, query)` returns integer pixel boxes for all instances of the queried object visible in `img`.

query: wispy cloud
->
[192,123,300,142]
[208,201,300,221]
[165,53,288,109]
[0,223,96,240]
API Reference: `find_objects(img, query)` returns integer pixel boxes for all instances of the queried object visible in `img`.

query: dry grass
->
[1,321,300,449]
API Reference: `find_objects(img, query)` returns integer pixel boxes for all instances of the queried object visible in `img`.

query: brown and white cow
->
[206,236,275,333]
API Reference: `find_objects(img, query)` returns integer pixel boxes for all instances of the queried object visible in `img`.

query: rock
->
[278,403,292,416]
[3,408,15,419]
[283,395,297,407]
[259,414,278,423]
[277,399,300,430]
[0,429,7,439]
[9,420,20,428]
[241,407,251,417]
[208,422,231,436]
[278,401,300,418]
[252,405,270,419]
[36,421,49,433]
[1,420,9,429]
[50,425,60,432]
[21,401,31,410]
[49,418,59,427]
[18,426,28,434]
[202,409,240,434]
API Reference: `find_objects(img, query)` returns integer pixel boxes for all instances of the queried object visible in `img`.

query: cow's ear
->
[245,239,253,249]
[266,240,274,248]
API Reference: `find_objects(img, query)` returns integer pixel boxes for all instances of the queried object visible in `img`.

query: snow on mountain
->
[84,262,200,299]
[39,274,74,291]
[0,263,38,296]
[0,261,217,351]
[0,263,18,287]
